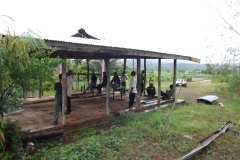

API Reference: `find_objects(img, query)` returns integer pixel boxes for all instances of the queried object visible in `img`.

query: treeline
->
[125,60,206,72]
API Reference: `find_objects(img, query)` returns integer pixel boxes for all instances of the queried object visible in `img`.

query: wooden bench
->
[113,87,123,101]
[89,85,123,100]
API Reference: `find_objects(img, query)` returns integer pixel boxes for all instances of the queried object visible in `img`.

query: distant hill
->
[123,59,206,71]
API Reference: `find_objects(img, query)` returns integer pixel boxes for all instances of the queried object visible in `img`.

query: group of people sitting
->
[146,83,173,99]
[83,71,128,96]
[83,71,174,100]
[82,72,107,95]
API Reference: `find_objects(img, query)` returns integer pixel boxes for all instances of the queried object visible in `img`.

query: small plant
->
[0,119,23,159]
[186,77,192,82]
[0,118,5,147]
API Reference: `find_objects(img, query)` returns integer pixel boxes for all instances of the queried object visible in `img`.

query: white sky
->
[1,0,237,64]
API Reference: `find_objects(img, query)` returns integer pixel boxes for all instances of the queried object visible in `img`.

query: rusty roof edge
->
[44,38,201,63]
[179,121,231,160]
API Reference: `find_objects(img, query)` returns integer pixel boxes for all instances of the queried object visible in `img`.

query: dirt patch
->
[5,92,128,132]
[192,78,211,82]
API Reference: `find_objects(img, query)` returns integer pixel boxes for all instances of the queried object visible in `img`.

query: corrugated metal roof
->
[43,35,200,63]
[44,35,160,53]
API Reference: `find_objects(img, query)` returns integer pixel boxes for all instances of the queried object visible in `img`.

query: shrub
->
[186,77,192,82]
[227,70,240,97]
[0,119,23,159]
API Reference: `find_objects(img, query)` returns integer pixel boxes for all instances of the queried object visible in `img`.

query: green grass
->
[24,80,240,160]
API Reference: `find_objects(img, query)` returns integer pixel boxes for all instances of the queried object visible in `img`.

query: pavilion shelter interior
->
[44,36,200,125]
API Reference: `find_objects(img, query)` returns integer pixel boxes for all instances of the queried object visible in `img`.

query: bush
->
[227,70,240,98]
[186,77,192,82]
[0,119,23,160]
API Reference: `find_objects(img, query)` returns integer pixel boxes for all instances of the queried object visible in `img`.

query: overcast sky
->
[1,0,236,64]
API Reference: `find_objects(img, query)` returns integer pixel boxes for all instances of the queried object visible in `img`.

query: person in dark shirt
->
[52,74,62,125]
[161,84,174,100]
[146,83,156,98]
[83,72,98,93]
[111,72,120,89]
[96,72,107,95]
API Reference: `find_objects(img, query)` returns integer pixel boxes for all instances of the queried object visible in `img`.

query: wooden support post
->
[124,58,126,73]
[158,59,161,104]
[132,58,135,71]
[102,59,105,77]
[76,59,79,91]
[173,59,177,100]
[62,60,67,125]
[144,58,146,96]
[39,79,42,98]
[87,59,89,86]
[105,58,110,115]
[77,75,80,90]
[136,57,141,109]
[38,57,43,98]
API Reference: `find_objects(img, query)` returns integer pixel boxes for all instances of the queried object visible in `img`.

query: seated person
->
[111,72,120,89]
[146,83,156,98]
[161,84,173,99]
[96,72,107,95]
[83,72,97,93]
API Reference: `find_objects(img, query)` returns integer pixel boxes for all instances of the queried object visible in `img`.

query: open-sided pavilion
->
[44,30,200,125]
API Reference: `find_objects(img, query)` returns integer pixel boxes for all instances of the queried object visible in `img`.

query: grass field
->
[24,79,240,160]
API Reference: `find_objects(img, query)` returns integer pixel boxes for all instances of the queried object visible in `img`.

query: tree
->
[77,59,122,74]
[0,16,63,158]
[0,30,44,115]
[205,1,240,94]
[17,50,63,97]
[207,0,240,66]
[203,64,216,75]
[0,29,63,117]
[110,59,122,73]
